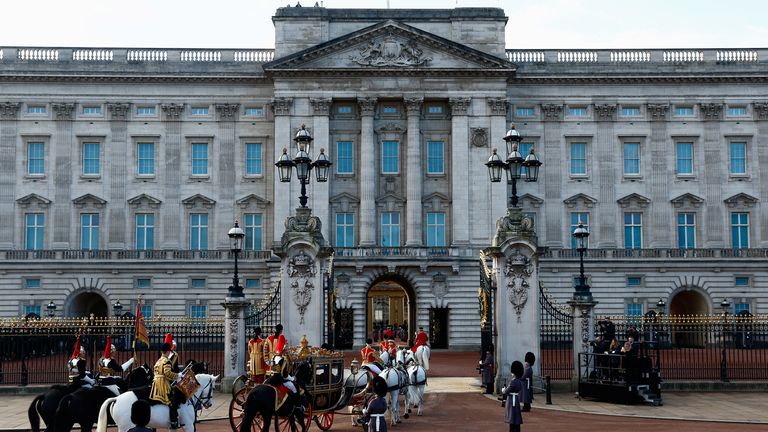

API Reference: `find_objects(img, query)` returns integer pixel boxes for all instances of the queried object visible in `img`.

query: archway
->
[366,276,416,347]
[66,291,109,317]
[669,289,709,347]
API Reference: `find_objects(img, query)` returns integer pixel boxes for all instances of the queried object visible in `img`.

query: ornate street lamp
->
[275,125,332,208]
[656,298,666,315]
[112,299,123,316]
[485,125,541,207]
[46,300,56,318]
[573,221,591,300]
[227,221,245,298]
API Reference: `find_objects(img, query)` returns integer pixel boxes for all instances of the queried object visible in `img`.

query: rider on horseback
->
[68,336,96,389]
[264,324,304,414]
[411,327,429,353]
[149,342,181,429]
[361,338,383,375]
[166,333,180,373]
[98,336,135,391]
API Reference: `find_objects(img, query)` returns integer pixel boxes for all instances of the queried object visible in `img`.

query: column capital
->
[310,98,332,116]
[449,97,471,116]
[107,102,131,121]
[357,97,377,116]
[540,103,563,121]
[405,97,424,114]
[754,102,768,120]
[699,102,723,121]
[161,103,185,121]
[487,97,508,116]
[52,102,76,120]
[215,103,240,121]
[594,104,617,121]
[270,97,293,116]
[0,102,21,120]
[646,103,669,121]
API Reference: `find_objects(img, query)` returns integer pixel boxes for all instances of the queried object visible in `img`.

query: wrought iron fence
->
[245,282,281,337]
[538,282,574,380]
[0,316,224,386]
[596,313,768,381]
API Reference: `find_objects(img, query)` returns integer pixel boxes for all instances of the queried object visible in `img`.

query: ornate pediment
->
[422,192,450,211]
[127,193,162,209]
[671,193,704,208]
[16,193,51,208]
[564,193,597,209]
[263,20,513,76]
[236,193,271,209]
[72,193,107,209]
[182,194,216,209]
[724,193,758,208]
[617,193,651,209]
[519,193,544,208]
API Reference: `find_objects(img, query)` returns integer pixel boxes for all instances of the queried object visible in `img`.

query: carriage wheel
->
[232,374,248,397]
[277,401,312,432]
[313,412,334,431]
[228,388,263,432]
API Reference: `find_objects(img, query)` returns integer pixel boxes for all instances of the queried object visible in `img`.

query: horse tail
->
[96,397,117,432]
[28,394,44,432]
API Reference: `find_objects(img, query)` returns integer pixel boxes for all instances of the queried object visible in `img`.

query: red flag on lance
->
[133,296,150,350]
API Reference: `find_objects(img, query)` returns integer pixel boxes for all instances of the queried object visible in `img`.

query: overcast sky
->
[1,0,766,49]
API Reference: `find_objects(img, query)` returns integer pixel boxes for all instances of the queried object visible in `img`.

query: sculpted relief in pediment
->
[349,35,432,67]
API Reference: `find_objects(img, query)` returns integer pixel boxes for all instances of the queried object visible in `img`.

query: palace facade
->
[1,6,767,350]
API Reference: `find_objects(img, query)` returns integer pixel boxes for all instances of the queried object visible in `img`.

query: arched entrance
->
[366,276,416,346]
[669,289,709,347]
[66,290,109,317]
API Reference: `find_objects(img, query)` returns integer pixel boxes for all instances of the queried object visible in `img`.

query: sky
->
[0,0,766,49]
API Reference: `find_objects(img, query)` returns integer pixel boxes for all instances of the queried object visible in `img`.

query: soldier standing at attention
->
[522,352,536,412]
[263,324,287,368]
[502,361,525,432]
[248,327,267,384]
[150,342,180,429]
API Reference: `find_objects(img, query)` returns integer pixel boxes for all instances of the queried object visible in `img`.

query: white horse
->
[414,345,430,371]
[380,350,391,367]
[96,373,218,432]
[376,365,407,426]
[397,349,427,417]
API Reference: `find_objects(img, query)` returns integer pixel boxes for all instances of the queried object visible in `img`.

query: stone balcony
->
[0,249,274,261]
[541,248,768,260]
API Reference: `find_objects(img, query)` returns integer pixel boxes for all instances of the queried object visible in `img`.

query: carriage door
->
[428,308,449,349]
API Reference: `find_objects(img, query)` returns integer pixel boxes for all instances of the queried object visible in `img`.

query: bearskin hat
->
[511,360,524,378]
[525,352,536,366]
[372,376,388,397]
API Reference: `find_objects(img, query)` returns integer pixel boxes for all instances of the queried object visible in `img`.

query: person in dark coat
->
[522,352,535,412]
[481,348,495,394]
[127,399,153,432]
[502,361,525,432]
[362,376,388,432]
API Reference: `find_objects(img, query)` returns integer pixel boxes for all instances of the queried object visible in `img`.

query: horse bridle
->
[191,378,214,411]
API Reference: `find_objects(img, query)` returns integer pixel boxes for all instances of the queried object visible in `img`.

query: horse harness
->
[190,378,214,412]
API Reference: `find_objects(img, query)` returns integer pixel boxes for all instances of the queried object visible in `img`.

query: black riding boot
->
[169,403,179,429]
[291,391,305,415]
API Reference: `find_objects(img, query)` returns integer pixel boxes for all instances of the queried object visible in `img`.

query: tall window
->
[25,213,44,250]
[80,213,100,250]
[83,142,100,175]
[27,142,45,176]
[245,143,263,176]
[734,303,750,315]
[244,213,263,250]
[381,141,399,174]
[676,142,693,175]
[570,142,587,175]
[137,142,154,176]
[135,213,154,250]
[519,142,533,177]
[729,142,747,175]
[570,212,589,249]
[623,212,642,249]
[427,141,444,174]
[190,304,207,318]
[627,303,643,317]
[335,213,355,247]
[336,141,353,174]
[141,304,153,318]
[623,142,640,175]
[426,212,446,247]
[731,212,749,249]
[380,212,400,247]
[190,213,208,250]
[25,305,42,316]
[192,143,208,175]
[677,212,696,249]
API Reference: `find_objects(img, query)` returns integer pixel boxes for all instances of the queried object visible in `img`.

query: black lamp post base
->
[227,286,245,298]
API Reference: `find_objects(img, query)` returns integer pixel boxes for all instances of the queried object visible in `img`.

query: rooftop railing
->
[0,249,274,261]
[506,48,766,64]
[3,47,275,63]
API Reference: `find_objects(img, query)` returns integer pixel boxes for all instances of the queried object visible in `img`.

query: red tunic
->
[411,331,429,353]
[360,345,377,364]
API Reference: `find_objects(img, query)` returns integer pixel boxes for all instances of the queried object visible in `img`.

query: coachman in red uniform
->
[411,326,429,353]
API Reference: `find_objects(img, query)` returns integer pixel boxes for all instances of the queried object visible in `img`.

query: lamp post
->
[227,221,245,298]
[656,298,666,314]
[485,125,542,208]
[720,297,731,382]
[275,125,332,208]
[573,221,591,301]
[112,299,123,316]
[46,300,56,318]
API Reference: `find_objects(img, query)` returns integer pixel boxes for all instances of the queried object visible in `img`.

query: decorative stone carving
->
[753,102,768,120]
[227,308,239,369]
[724,192,758,209]
[215,103,240,121]
[335,273,351,308]
[404,97,423,114]
[375,122,406,135]
[0,102,21,120]
[541,104,563,121]
[161,103,185,120]
[646,104,669,121]
[431,272,448,306]
[594,104,617,121]
[357,98,377,116]
[16,193,51,209]
[350,36,431,67]
[470,127,488,147]
[310,98,332,116]
[504,248,533,322]
[449,97,471,116]
[182,194,216,210]
[270,97,293,116]
[487,98,508,116]
[282,207,325,248]
[287,250,316,324]
[52,103,75,120]
[492,208,537,248]
[699,103,723,120]
[107,103,131,120]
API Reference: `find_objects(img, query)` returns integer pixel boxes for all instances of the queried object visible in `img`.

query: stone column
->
[700,103,725,247]
[405,97,423,246]
[485,208,541,392]
[594,104,617,247]
[310,98,332,241]
[450,97,471,246]
[357,98,377,246]
[222,298,249,394]
[215,103,240,248]
[51,103,75,249]
[106,103,130,249]
[647,104,672,248]
[275,207,333,344]
[541,104,564,247]
[160,103,184,249]
[0,102,20,248]
[568,297,598,390]
[753,103,768,247]
[487,98,508,242]
[271,98,293,248]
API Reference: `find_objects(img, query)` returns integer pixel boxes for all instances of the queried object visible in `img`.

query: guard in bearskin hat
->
[362,376,388,432]
[501,361,525,432]
[522,352,536,412]
[68,336,96,389]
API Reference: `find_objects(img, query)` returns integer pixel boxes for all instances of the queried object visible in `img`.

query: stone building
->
[1,6,766,350]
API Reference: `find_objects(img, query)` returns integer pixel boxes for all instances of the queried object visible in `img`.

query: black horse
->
[52,365,153,432]
[240,360,312,432]
[28,383,78,432]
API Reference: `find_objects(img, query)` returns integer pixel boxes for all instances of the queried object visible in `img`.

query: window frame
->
[677,212,696,249]
[730,212,749,249]
[27,104,48,115]
[190,106,210,116]
[24,212,45,250]
[25,278,42,289]
[381,140,400,175]
[335,141,354,175]
[191,141,210,177]
[673,105,695,117]
[81,105,103,116]
[426,212,446,247]
[426,140,445,175]
[81,140,103,178]
[569,141,589,177]
[726,105,748,117]
[189,213,209,250]
[566,105,589,118]
[380,211,400,247]
[190,278,207,289]
[135,213,155,250]
[569,212,589,249]
[728,140,748,177]
[515,106,536,118]
[335,212,355,247]
[626,276,643,287]
[79,212,100,250]
[622,141,641,177]
[675,141,695,177]
[134,277,152,289]
[243,213,263,251]
[243,106,264,117]
[244,142,264,177]
[620,106,642,117]
[136,106,157,116]
[26,141,46,177]
[623,212,643,249]
[136,141,156,177]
